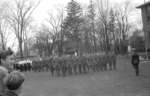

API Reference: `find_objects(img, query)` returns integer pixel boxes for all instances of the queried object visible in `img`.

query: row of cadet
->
[12,54,117,76]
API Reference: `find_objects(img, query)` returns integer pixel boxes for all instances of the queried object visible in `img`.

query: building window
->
[147,6,150,22]
[147,16,150,21]
[149,31,150,42]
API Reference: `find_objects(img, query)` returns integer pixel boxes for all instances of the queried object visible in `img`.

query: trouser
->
[132,64,139,76]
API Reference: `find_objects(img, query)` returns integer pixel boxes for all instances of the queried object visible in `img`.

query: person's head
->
[4,71,25,95]
[131,48,136,54]
[0,66,8,93]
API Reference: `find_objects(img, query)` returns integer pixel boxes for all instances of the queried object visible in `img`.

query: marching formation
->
[13,60,32,72]
[12,53,117,77]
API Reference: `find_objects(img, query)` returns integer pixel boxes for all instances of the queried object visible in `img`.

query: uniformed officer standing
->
[131,51,140,76]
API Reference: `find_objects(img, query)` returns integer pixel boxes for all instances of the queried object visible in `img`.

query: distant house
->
[137,2,150,51]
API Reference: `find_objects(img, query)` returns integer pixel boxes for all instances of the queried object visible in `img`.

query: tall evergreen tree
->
[62,0,83,41]
[62,0,83,55]
[87,0,96,52]
[88,0,95,23]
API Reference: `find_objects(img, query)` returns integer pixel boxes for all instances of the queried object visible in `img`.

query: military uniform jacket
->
[131,53,140,65]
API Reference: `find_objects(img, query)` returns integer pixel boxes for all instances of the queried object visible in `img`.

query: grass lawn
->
[21,56,150,96]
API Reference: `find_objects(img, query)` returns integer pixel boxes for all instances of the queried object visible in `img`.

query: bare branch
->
[7,0,40,57]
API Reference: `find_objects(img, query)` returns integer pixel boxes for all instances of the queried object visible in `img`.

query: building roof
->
[137,1,150,8]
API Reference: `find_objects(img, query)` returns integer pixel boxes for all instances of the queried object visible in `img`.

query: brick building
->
[137,2,150,51]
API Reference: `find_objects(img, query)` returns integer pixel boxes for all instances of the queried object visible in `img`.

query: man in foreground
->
[3,71,25,96]
[0,66,8,95]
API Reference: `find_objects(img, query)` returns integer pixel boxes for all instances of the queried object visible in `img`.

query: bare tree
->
[46,7,65,56]
[35,26,50,57]
[0,2,12,50]
[96,0,110,53]
[116,1,132,41]
[96,0,132,54]
[114,1,132,54]
[8,0,40,58]
[35,7,65,57]
[0,19,8,50]
[87,0,97,53]
[23,26,34,56]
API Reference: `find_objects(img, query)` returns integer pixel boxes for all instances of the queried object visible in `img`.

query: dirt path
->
[22,56,150,96]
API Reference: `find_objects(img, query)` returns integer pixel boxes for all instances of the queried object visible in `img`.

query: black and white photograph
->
[0,0,150,96]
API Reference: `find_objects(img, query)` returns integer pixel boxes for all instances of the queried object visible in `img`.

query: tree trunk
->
[105,27,109,54]
[93,37,97,52]
[58,30,63,56]
[24,42,29,56]
[1,37,5,50]
[58,41,63,56]
[19,40,23,58]
[0,31,6,50]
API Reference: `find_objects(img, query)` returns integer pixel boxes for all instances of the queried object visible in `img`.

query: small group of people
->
[13,60,32,72]
[0,66,25,96]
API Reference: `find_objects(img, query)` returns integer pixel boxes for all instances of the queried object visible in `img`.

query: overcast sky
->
[32,0,145,24]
